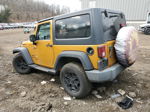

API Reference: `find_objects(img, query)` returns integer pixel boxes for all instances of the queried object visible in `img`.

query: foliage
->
[0,8,11,22]
[0,0,70,22]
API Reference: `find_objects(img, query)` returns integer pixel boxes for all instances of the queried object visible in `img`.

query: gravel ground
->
[0,29,150,112]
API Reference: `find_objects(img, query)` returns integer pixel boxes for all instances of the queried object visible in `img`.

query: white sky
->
[37,0,81,12]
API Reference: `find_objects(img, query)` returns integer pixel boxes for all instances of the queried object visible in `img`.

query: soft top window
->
[101,11,125,41]
[55,14,91,39]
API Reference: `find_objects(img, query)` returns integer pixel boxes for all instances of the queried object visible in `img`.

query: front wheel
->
[144,27,150,35]
[60,62,92,99]
[13,53,32,74]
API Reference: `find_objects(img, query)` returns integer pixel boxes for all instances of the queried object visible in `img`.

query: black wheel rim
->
[147,29,150,34]
[63,72,80,93]
[16,57,28,70]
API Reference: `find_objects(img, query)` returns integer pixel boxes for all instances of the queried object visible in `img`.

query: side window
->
[36,23,50,40]
[55,14,91,39]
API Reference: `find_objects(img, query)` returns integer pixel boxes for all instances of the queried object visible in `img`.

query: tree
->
[0,0,70,22]
[0,8,11,22]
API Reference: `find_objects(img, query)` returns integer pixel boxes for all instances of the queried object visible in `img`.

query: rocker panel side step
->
[29,64,56,74]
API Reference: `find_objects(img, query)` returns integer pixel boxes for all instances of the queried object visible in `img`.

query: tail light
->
[120,24,126,28]
[97,45,106,58]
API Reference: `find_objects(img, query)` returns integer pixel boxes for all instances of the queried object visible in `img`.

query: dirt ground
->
[0,29,150,112]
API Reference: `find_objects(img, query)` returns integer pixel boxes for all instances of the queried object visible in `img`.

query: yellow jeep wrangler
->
[13,8,127,98]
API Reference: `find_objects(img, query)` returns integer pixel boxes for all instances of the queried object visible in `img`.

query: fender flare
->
[13,47,33,65]
[54,51,93,70]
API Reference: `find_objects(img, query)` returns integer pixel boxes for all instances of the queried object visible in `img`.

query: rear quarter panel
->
[53,45,100,69]
[53,40,117,70]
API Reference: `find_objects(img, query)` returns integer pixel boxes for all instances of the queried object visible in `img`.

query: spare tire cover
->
[114,26,139,67]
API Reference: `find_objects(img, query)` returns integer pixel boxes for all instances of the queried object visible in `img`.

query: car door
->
[34,20,54,68]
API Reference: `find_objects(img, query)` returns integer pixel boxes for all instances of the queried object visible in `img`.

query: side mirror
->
[29,35,36,44]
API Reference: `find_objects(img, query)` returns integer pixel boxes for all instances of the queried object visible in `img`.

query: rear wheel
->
[13,53,31,74]
[60,62,92,99]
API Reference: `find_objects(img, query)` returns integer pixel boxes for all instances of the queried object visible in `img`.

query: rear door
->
[101,11,126,66]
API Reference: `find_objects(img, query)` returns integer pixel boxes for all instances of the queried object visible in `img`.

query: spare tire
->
[114,26,139,67]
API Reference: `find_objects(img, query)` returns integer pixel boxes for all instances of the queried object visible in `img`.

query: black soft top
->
[38,8,122,23]
[37,8,126,45]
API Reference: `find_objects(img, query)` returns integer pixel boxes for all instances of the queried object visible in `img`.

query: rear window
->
[102,11,125,41]
[55,14,91,39]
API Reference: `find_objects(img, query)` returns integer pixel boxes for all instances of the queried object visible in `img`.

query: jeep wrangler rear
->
[13,8,126,98]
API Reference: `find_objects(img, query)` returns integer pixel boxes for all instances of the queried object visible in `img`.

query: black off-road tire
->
[144,27,150,35]
[60,62,92,99]
[13,53,31,74]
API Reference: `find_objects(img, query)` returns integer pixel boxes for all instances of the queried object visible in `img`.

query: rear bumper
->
[85,63,125,83]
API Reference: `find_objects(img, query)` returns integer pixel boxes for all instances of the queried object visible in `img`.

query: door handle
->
[46,44,53,47]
